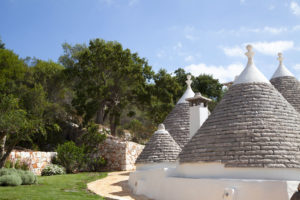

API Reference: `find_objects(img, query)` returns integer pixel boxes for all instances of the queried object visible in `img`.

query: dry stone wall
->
[8,150,56,175]
[98,135,144,171]
[7,136,143,174]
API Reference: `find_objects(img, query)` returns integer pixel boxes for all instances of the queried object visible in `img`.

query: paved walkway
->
[87,171,151,200]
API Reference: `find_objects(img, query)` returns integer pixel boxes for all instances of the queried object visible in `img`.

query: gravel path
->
[87,171,151,200]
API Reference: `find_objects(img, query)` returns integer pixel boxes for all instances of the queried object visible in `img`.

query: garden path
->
[87,171,151,200]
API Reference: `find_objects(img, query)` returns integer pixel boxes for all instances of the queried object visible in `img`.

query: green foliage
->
[0,95,27,135]
[0,37,5,49]
[122,119,154,144]
[56,141,84,173]
[16,169,37,185]
[0,168,36,186]
[80,122,106,154]
[0,168,17,176]
[60,39,153,135]
[41,164,65,176]
[145,69,182,124]
[84,157,106,172]
[0,174,22,186]
[4,160,13,169]
[192,74,223,111]
[14,160,29,171]
[0,49,50,167]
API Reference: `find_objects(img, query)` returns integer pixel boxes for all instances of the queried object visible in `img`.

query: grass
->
[0,172,107,200]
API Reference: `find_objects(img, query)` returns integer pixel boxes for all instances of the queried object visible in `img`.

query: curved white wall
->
[129,162,300,200]
[173,162,300,180]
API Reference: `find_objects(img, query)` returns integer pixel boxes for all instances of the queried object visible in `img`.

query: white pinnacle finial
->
[186,75,192,88]
[158,123,165,130]
[271,52,294,79]
[245,44,255,64]
[278,52,283,65]
[233,44,270,85]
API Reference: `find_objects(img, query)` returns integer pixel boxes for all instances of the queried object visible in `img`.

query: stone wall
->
[8,150,56,175]
[7,136,143,174]
[98,135,144,171]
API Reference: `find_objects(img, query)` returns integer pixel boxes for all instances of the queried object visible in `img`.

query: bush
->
[0,168,17,176]
[16,170,37,185]
[4,160,13,168]
[41,164,65,176]
[84,157,106,172]
[0,174,22,186]
[0,168,37,186]
[56,141,84,173]
[14,160,29,170]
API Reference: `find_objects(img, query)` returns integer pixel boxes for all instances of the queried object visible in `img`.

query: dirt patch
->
[87,171,151,200]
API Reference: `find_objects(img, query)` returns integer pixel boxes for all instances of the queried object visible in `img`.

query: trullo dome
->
[270,53,300,113]
[179,45,300,175]
[163,75,195,148]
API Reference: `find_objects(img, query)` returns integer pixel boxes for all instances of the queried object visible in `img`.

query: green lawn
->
[0,172,107,200]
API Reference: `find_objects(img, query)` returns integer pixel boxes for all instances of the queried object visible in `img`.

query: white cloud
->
[262,26,287,34]
[291,1,300,16]
[239,26,288,35]
[184,26,199,41]
[221,46,244,57]
[184,55,194,62]
[222,41,294,57]
[156,49,166,58]
[293,64,300,70]
[184,63,244,83]
[268,5,275,10]
[173,42,182,50]
[240,0,245,4]
[252,41,294,55]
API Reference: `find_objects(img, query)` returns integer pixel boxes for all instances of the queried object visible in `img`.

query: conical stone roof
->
[270,53,300,113]
[163,75,195,148]
[179,45,300,168]
[136,124,182,164]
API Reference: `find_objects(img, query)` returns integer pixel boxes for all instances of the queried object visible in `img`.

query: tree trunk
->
[109,113,120,136]
[95,106,105,124]
[0,136,6,164]
[0,139,16,168]
[109,114,116,136]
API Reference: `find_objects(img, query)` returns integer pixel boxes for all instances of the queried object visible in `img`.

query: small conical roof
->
[180,45,300,168]
[136,124,182,164]
[271,53,294,79]
[177,75,195,104]
[164,75,195,148]
[233,45,270,85]
[270,53,300,113]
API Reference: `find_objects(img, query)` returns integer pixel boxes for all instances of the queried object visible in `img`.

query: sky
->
[1,0,300,83]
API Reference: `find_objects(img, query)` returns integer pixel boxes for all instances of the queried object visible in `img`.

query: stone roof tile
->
[270,76,300,114]
[163,103,190,148]
[136,124,182,164]
[179,82,300,168]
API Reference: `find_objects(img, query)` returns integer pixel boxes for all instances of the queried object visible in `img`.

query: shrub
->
[84,157,106,172]
[56,141,84,173]
[4,160,13,168]
[41,164,65,176]
[0,174,22,186]
[0,168,17,176]
[16,170,37,185]
[14,160,29,170]
[0,168,37,186]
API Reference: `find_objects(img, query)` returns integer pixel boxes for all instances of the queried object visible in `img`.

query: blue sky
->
[1,0,300,82]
